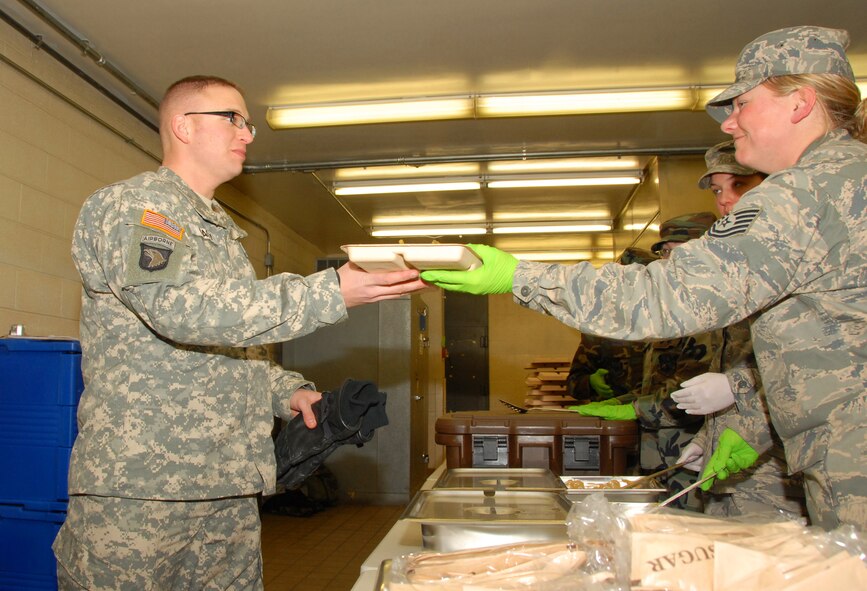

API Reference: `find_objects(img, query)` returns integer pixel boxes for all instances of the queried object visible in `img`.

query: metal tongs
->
[653,471,717,510]
[622,461,687,489]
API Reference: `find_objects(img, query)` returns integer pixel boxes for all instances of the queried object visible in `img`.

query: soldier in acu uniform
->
[422,26,867,531]
[53,76,425,591]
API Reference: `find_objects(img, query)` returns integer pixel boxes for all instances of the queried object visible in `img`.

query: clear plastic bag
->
[385,492,633,590]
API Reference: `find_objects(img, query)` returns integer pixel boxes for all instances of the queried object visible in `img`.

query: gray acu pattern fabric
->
[68,167,348,500]
[690,316,806,520]
[511,129,867,530]
[707,26,855,123]
[55,495,262,591]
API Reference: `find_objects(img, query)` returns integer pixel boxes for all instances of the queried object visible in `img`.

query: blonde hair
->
[764,74,866,142]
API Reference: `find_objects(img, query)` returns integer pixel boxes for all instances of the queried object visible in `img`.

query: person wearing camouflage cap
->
[650,211,717,257]
[671,145,805,520]
[619,246,658,266]
[697,140,766,215]
[53,76,425,590]
[422,25,867,531]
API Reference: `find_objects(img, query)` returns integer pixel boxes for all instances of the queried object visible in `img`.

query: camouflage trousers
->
[640,428,702,512]
[53,494,263,591]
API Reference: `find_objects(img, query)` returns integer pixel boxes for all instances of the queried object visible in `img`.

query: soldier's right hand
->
[588,368,614,396]
[676,442,705,472]
[336,262,428,307]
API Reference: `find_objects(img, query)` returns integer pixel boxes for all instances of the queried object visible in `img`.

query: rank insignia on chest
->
[141,209,185,240]
[139,234,176,272]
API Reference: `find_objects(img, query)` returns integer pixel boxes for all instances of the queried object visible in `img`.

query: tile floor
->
[261,504,405,591]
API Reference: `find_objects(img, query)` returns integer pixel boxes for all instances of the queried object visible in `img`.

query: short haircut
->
[159,75,243,120]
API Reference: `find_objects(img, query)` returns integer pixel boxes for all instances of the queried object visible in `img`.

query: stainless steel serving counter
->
[350,464,444,591]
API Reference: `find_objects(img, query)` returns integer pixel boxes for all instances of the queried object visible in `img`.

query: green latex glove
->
[700,428,759,491]
[575,400,637,421]
[567,398,619,411]
[588,368,613,397]
[420,244,518,295]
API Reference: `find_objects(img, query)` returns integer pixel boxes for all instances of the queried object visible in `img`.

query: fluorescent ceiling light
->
[488,157,641,173]
[335,163,480,180]
[487,176,640,189]
[370,226,487,237]
[372,213,486,225]
[267,96,474,128]
[477,88,695,117]
[334,180,481,195]
[494,209,610,221]
[267,81,867,128]
[493,222,612,234]
[858,81,867,97]
[512,251,615,261]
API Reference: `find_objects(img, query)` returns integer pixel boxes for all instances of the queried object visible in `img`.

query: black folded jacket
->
[274,378,388,490]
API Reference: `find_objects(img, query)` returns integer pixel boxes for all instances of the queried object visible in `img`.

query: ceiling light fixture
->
[267,95,474,128]
[267,79,867,129]
[492,221,612,234]
[334,180,481,195]
[486,175,641,189]
[372,213,486,225]
[369,226,487,237]
[487,157,641,173]
[476,88,696,117]
[493,209,611,221]
[512,251,615,261]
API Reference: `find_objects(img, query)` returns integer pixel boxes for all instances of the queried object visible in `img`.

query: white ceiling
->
[3,0,866,259]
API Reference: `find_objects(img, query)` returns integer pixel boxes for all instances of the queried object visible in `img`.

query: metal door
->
[444,292,489,412]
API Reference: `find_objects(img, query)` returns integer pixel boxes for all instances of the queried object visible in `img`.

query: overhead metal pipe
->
[14,0,160,111]
[242,146,709,174]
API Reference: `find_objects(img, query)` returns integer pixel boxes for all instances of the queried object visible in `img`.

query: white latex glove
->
[670,372,735,415]
[677,442,705,472]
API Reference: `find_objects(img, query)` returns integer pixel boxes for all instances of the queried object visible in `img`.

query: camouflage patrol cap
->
[650,211,717,253]
[697,140,759,189]
[619,247,658,266]
[706,26,855,123]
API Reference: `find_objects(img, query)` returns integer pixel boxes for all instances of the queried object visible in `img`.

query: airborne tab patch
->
[139,234,176,272]
[707,206,761,239]
[141,209,185,240]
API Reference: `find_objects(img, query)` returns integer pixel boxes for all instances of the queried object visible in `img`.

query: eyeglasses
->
[184,111,256,138]
[652,246,674,258]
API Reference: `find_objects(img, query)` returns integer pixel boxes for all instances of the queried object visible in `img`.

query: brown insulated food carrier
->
[435,410,638,475]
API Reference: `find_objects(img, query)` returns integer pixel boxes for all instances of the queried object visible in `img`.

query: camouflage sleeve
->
[511,177,814,339]
[690,420,710,452]
[566,337,599,399]
[268,363,315,421]
[78,184,348,347]
[723,381,775,455]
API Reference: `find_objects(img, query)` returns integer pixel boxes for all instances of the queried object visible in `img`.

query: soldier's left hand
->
[289,389,323,428]
[671,372,735,415]
[700,428,759,490]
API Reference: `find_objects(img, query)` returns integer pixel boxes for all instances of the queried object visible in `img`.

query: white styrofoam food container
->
[341,244,482,272]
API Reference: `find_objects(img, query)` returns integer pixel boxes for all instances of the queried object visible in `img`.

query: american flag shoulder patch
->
[707,206,761,239]
[140,209,185,240]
